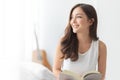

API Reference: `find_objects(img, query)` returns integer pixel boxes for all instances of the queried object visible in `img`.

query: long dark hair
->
[61,3,99,61]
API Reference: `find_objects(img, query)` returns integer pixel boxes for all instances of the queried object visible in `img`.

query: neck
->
[77,32,92,44]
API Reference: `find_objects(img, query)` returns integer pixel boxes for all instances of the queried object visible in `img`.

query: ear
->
[89,18,94,25]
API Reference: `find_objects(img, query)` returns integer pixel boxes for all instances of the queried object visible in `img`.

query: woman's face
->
[70,7,93,33]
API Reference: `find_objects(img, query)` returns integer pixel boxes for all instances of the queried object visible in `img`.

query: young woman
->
[53,3,107,80]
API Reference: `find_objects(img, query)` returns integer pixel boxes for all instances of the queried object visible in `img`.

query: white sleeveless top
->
[62,40,99,75]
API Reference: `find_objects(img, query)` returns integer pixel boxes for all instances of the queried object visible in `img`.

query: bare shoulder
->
[55,37,64,57]
[57,35,65,47]
[99,40,107,55]
[99,40,107,50]
[57,37,63,47]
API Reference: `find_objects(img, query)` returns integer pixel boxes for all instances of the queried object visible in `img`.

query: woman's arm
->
[98,41,107,80]
[53,40,64,79]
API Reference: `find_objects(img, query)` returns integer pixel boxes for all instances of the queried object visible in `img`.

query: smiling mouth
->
[73,25,79,28]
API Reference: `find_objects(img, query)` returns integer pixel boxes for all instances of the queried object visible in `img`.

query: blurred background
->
[0,0,120,80]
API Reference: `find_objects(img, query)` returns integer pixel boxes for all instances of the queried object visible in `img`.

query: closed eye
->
[76,16,82,18]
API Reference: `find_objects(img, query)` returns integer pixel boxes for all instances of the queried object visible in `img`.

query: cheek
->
[77,19,85,24]
[78,19,89,25]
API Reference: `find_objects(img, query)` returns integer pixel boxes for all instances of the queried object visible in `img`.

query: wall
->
[97,0,120,80]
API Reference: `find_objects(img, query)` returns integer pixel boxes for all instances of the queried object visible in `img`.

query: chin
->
[73,30,77,33]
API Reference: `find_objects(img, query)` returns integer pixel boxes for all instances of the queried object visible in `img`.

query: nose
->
[71,17,76,25]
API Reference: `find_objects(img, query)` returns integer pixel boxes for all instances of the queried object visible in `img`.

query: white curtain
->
[0,0,36,80]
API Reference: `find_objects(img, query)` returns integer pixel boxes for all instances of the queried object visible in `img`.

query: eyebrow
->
[75,13,84,15]
[71,13,84,17]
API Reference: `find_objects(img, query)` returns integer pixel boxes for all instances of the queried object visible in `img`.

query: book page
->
[83,72,102,80]
[59,70,81,80]
[59,73,76,80]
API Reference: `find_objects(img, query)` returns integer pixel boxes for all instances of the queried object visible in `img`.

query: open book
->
[59,70,102,80]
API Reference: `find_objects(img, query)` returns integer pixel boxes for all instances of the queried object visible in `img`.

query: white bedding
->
[20,62,56,80]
